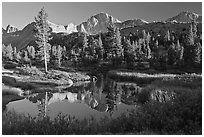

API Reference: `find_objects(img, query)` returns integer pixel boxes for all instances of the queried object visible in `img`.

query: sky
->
[2,2,202,30]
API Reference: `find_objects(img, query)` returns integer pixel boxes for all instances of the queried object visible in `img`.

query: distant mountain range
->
[166,11,202,23]
[2,11,202,50]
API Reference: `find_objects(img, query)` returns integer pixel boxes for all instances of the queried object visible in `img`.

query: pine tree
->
[51,45,57,65]
[27,46,36,65]
[62,46,67,60]
[52,46,57,57]
[2,44,6,57]
[142,30,147,40]
[123,39,135,67]
[63,46,66,53]
[146,43,151,59]
[81,33,88,60]
[165,30,171,42]
[115,28,123,57]
[56,45,62,67]
[27,46,36,59]
[192,20,197,38]
[175,40,184,66]
[188,24,195,45]
[171,35,175,42]
[193,42,202,67]
[184,24,196,66]
[34,7,52,73]
[168,42,176,65]
[23,50,30,64]
[176,40,181,50]
[155,39,159,47]
[138,39,143,53]
[16,51,22,62]
[105,25,123,65]
[146,32,151,45]
[5,44,13,60]
[178,46,184,67]
[13,47,18,61]
[82,33,88,51]
[98,34,104,63]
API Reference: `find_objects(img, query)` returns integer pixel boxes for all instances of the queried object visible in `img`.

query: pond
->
[3,76,146,121]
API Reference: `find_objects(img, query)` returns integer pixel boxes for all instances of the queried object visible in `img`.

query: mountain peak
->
[93,12,121,23]
[166,11,201,23]
[77,12,121,34]
[5,24,18,33]
[179,11,200,18]
[48,21,77,34]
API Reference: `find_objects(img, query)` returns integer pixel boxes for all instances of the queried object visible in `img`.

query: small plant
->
[18,66,44,76]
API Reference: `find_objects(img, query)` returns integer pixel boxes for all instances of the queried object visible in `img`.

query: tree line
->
[2,8,202,72]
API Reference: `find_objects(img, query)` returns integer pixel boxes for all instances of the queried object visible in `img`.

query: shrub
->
[18,66,44,77]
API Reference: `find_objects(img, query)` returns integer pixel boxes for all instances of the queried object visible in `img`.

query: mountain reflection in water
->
[5,76,143,120]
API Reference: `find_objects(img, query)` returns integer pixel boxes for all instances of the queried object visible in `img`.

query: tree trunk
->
[43,34,48,73]
[58,57,61,67]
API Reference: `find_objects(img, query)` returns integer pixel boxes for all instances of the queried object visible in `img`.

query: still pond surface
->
[4,76,146,121]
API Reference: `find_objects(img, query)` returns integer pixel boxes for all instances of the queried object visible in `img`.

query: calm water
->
[4,76,145,120]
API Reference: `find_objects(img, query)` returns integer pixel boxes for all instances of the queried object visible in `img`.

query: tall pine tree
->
[34,7,52,73]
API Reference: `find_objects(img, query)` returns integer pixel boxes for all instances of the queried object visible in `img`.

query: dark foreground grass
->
[2,76,202,135]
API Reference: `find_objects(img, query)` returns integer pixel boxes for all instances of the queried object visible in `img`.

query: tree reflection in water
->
[22,75,143,118]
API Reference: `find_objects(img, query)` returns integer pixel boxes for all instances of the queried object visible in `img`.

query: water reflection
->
[5,76,144,119]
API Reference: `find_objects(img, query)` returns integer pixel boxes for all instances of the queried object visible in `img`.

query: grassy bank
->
[2,66,91,92]
[107,69,201,83]
[107,70,177,84]
[2,75,202,135]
